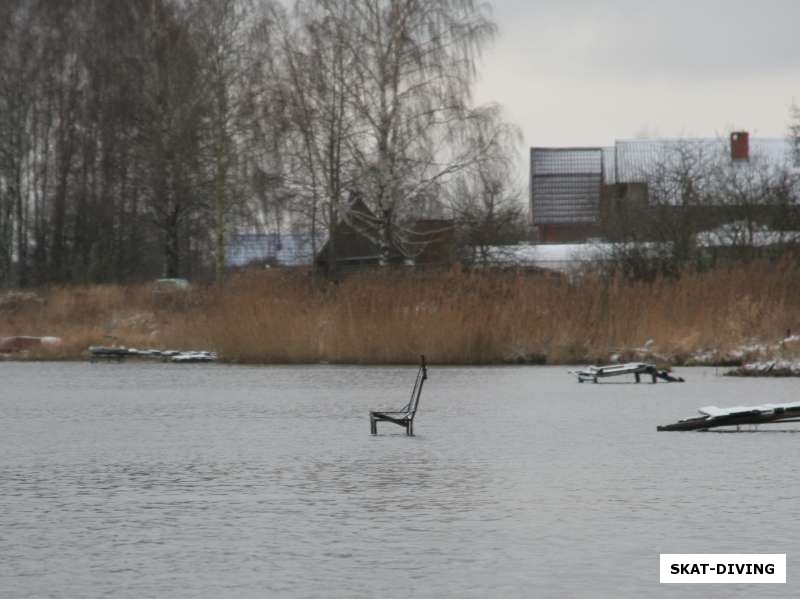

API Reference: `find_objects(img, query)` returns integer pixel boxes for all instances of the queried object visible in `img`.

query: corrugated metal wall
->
[530,148,603,225]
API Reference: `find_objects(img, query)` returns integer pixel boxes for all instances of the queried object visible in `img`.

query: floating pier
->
[89,346,217,363]
[570,362,684,383]
[658,401,800,431]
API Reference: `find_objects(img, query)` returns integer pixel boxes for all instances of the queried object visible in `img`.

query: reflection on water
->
[1,362,799,598]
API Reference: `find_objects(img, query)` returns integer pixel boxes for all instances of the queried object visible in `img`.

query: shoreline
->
[2,346,795,374]
[3,358,798,378]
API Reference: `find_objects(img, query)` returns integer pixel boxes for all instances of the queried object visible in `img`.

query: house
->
[315,196,405,272]
[531,132,800,243]
[315,197,456,273]
[406,219,457,268]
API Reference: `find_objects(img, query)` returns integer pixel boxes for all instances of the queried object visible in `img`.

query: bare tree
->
[790,103,800,169]
[266,1,360,275]
[0,0,516,285]
[446,108,526,265]
[133,0,209,279]
[326,0,498,263]
[190,0,262,282]
[0,1,38,284]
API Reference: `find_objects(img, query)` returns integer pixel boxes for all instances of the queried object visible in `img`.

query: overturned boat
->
[570,362,684,383]
[0,336,62,354]
[658,401,800,431]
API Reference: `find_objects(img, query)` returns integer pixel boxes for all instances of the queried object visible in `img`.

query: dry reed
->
[2,261,800,364]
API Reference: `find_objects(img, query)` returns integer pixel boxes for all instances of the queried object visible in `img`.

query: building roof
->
[480,243,609,272]
[226,233,315,268]
[481,227,800,273]
[610,137,795,185]
[695,222,800,248]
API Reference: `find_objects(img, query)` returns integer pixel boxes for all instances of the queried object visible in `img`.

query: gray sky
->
[473,0,800,150]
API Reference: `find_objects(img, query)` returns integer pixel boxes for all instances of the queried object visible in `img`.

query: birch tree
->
[0,1,37,284]
[269,1,359,275]
[446,108,525,265]
[191,0,260,281]
[134,0,207,279]
[339,0,497,261]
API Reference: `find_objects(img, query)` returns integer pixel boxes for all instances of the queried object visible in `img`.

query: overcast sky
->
[473,0,800,153]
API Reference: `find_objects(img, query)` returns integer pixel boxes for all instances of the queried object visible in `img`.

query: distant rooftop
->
[226,233,315,268]
[481,225,800,272]
[531,135,799,228]
[608,137,795,185]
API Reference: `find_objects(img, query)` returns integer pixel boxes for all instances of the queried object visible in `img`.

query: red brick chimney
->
[730,131,749,161]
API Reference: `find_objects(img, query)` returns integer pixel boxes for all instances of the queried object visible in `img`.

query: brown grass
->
[2,261,800,364]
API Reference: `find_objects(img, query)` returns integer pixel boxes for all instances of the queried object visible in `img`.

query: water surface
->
[1,363,798,597]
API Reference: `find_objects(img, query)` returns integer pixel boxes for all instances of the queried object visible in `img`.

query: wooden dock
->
[658,401,800,431]
[89,346,217,363]
[570,362,684,384]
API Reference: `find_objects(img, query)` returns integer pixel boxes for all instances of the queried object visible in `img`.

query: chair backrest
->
[402,355,427,418]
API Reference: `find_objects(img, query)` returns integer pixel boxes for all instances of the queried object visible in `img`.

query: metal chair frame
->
[370,355,427,436]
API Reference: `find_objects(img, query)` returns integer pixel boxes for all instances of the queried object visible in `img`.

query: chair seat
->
[370,411,411,423]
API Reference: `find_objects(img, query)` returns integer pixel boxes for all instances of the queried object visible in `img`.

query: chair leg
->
[370,417,377,435]
[407,421,413,436]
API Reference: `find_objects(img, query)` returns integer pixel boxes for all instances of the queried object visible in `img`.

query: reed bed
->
[2,261,800,364]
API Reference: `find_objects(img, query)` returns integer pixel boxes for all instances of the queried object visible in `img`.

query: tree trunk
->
[213,121,227,283]
[164,212,180,278]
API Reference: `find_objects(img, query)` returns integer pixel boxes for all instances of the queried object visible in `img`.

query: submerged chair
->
[370,355,427,436]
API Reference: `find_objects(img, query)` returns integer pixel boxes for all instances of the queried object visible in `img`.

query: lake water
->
[1,362,798,598]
